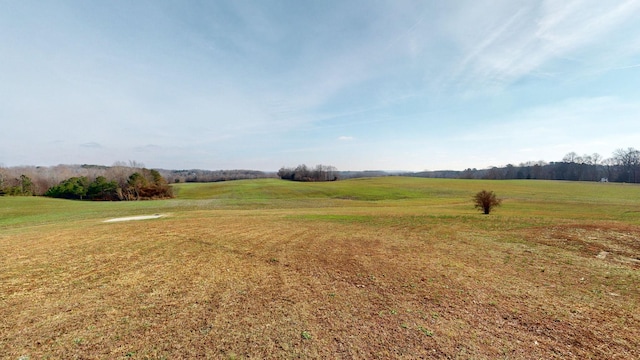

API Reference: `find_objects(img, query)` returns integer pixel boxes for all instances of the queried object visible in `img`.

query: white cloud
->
[338,136,354,141]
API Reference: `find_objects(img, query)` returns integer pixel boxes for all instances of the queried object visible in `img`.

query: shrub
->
[473,190,502,215]
[45,176,89,200]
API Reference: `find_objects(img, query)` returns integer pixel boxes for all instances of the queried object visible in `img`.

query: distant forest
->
[0,162,274,198]
[0,162,173,200]
[277,165,338,182]
[1,147,638,198]
[166,169,274,183]
[414,148,640,183]
[277,148,640,184]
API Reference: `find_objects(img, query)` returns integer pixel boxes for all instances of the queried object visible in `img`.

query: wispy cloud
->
[608,63,640,71]
[338,136,354,141]
[588,62,640,77]
[446,1,640,92]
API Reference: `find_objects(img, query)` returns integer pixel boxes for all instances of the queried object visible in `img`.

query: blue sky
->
[1,1,640,171]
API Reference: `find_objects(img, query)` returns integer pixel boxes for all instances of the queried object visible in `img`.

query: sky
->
[1,0,640,171]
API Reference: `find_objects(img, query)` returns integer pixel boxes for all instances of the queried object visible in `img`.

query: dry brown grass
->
[2,184,640,359]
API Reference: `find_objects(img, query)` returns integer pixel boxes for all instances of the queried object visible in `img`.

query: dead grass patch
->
[522,222,640,269]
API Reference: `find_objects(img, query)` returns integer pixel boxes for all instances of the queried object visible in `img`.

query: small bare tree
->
[473,190,502,215]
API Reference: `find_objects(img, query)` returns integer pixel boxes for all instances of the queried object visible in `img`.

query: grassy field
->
[1,177,639,359]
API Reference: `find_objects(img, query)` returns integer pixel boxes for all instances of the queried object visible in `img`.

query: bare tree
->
[473,190,502,215]
[613,147,640,183]
[563,152,578,163]
[128,160,145,168]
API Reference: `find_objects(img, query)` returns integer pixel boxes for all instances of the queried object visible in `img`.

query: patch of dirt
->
[103,214,165,223]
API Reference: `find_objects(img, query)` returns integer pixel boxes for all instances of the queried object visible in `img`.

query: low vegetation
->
[45,176,118,200]
[1,167,173,201]
[1,178,639,358]
[0,163,173,198]
[45,169,173,201]
[473,189,502,214]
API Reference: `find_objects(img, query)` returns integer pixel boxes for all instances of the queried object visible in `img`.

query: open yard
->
[1,178,639,359]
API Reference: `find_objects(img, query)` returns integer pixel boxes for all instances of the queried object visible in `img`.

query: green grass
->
[0,197,181,231]
[170,177,640,221]
[172,177,464,202]
[3,177,639,230]
[173,177,640,202]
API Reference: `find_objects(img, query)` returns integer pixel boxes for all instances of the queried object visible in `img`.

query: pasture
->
[1,177,639,359]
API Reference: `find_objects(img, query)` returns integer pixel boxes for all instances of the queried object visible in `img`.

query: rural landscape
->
[2,175,639,358]
[3,1,640,359]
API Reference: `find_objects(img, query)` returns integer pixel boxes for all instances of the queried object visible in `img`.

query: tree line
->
[0,164,273,199]
[0,162,172,200]
[1,147,638,198]
[163,169,274,183]
[277,164,338,182]
[415,148,640,183]
[44,169,172,200]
